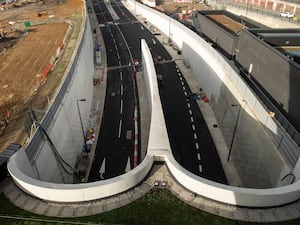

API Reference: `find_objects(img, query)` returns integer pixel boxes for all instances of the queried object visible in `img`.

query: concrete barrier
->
[125,0,300,207]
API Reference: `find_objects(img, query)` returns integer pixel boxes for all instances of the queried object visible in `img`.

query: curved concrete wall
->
[7,0,300,207]
[125,0,300,207]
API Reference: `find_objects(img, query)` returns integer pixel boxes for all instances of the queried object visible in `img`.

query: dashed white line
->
[181,81,184,86]
[120,84,123,96]
[152,39,156,44]
[118,120,122,138]
[179,77,183,81]
[187,103,191,108]
[184,91,188,96]
[192,124,195,130]
[120,99,123,114]
[120,71,123,81]
[199,165,202,172]
[183,86,186,91]
[190,117,194,122]
[117,52,120,59]
[176,69,180,72]
[194,133,198,139]
[118,61,121,66]
[113,38,116,44]
[195,142,199,150]
[197,153,201,160]
[189,109,192,115]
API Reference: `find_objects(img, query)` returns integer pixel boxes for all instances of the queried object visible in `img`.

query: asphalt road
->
[89,0,227,184]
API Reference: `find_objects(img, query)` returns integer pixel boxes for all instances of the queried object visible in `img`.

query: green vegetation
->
[0,189,300,225]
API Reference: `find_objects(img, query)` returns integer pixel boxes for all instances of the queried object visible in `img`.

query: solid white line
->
[195,142,199,149]
[190,117,194,122]
[120,99,123,114]
[194,133,198,139]
[120,84,123,95]
[118,120,122,138]
[199,165,202,172]
[197,153,201,160]
[192,124,195,130]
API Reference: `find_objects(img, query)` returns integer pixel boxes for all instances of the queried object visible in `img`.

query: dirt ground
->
[208,14,245,33]
[0,0,83,152]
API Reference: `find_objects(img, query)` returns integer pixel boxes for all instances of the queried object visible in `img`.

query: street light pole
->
[76,99,87,152]
[227,104,241,162]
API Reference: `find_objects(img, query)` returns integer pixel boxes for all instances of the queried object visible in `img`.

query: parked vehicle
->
[280,12,294,18]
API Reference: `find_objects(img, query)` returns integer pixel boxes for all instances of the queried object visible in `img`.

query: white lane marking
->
[113,38,116,44]
[199,165,202,172]
[183,86,186,91]
[118,120,122,138]
[184,91,188,96]
[179,77,183,81]
[195,142,199,150]
[120,99,123,114]
[117,52,120,59]
[194,133,198,139]
[190,117,194,122]
[181,81,184,86]
[192,124,195,130]
[176,69,180,72]
[120,71,123,81]
[152,39,156,44]
[114,44,118,51]
[125,157,131,172]
[187,103,191,108]
[120,84,123,96]
[99,158,106,179]
[175,65,178,68]
[197,153,201,160]
[189,109,192,115]
[119,61,121,66]
[140,25,144,30]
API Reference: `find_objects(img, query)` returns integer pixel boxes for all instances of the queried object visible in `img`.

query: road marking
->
[194,133,198,139]
[195,142,199,149]
[120,71,123,81]
[197,153,201,160]
[176,68,180,72]
[183,86,186,91]
[181,81,184,86]
[187,103,191,108]
[120,99,123,114]
[125,157,131,172]
[140,25,144,30]
[199,165,202,172]
[189,109,192,115]
[190,117,194,122]
[117,52,120,59]
[192,124,195,130]
[118,60,121,66]
[118,120,122,138]
[120,84,123,95]
[179,77,183,81]
[114,44,118,51]
[99,158,106,179]
[184,91,187,96]
[152,39,156,44]
[113,38,116,44]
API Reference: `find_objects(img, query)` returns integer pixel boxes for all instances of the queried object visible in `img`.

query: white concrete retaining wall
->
[125,0,300,207]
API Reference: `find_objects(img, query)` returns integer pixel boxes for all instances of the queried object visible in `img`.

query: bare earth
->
[0,0,83,152]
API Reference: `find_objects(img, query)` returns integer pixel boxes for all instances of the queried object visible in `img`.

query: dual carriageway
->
[88,0,227,184]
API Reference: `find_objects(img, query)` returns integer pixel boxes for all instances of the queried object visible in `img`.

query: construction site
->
[0,0,83,153]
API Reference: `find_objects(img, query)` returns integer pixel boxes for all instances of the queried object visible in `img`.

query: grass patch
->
[1,189,300,225]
